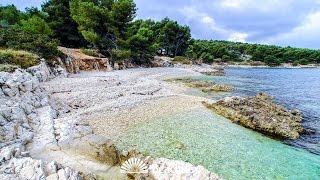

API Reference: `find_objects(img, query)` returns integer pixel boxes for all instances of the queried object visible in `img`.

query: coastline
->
[1,64,319,179]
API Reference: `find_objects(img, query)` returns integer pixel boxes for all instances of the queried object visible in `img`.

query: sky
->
[2,0,320,49]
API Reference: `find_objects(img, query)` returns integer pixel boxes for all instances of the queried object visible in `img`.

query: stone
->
[57,169,67,180]
[46,173,59,180]
[203,93,304,139]
[140,157,221,180]
[2,87,16,97]
[59,133,118,166]
[114,62,120,70]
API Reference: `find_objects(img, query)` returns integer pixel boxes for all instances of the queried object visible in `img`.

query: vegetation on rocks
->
[172,56,190,64]
[0,64,18,72]
[203,93,304,139]
[0,49,38,68]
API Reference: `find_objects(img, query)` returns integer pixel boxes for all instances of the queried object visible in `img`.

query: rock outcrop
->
[152,56,174,67]
[0,66,82,179]
[58,47,113,73]
[0,64,118,179]
[201,68,225,76]
[203,93,303,139]
[172,78,235,92]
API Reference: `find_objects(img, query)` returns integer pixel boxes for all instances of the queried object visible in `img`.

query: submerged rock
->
[203,93,303,139]
[172,78,235,92]
[201,68,225,76]
[202,84,235,92]
[173,78,216,88]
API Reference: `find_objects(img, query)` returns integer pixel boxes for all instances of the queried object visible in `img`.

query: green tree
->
[70,0,136,53]
[264,55,281,66]
[42,0,85,47]
[17,16,53,36]
[155,18,191,57]
[0,5,24,27]
[0,28,59,64]
[127,27,156,64]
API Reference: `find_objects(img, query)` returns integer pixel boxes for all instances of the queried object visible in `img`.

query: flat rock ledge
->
[172,78,235,92]
[203,93,303,139]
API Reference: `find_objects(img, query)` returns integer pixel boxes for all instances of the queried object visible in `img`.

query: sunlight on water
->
[116,108,320,179]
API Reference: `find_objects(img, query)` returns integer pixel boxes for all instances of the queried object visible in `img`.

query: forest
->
[1,0,320,68]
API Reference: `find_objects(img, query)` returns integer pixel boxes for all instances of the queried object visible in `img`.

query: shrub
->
[0,49,39,68]
[80,48,99,57]
[0,28,59,65]
[292,61,299,66]
[298,58,309,65]
[264,55,281,67]
[111,49,131,62]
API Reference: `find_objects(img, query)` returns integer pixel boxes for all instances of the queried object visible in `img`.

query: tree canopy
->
[0,2,319,66]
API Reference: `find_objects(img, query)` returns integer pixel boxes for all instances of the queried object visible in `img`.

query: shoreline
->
[39,67,219,178]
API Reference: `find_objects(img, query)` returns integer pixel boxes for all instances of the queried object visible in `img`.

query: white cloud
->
[180,6,227,34]
[220,0,250,9]
[219,0,293,12]
[180,6,249,42]
[266,11,320,48]
[228,32,249,43]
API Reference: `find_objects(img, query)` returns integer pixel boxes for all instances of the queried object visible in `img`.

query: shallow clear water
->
[116,68,320,179]
[187,68,320,155]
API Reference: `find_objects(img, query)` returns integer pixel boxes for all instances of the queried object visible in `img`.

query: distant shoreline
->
[224,65,320,69]
[209,63,320,69]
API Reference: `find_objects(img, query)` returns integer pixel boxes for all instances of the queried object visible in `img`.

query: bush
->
[111,49,131,62]
[264,55,281,67]
[0,28,59,65]
[292,61,299,66]
[80,48,99,57]
[0,49,39,68]
[298,58,309,65]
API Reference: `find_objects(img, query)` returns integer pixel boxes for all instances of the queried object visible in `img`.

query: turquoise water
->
[116,68,320,179]
[117,108,320,179]
[187,68,320,155]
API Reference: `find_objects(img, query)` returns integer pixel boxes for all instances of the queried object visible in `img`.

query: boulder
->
[203,93,303,139]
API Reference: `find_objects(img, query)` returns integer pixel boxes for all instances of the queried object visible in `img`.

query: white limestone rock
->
[144,158,221,180]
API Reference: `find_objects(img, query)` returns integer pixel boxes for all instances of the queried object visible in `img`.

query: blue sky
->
[2,0,320,49]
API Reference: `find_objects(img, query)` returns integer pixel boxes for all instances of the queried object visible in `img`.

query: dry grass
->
[0,49,38,69]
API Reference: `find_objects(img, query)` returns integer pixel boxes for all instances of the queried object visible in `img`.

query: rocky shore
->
[0,62,221,179]
[203,93,304,139]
